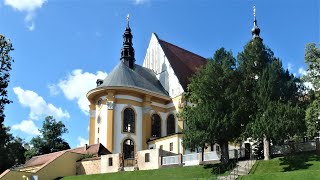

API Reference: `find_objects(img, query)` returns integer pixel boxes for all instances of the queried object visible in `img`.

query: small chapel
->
[86,15,208,160]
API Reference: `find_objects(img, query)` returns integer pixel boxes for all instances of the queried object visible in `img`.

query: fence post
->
[179,154,183,165]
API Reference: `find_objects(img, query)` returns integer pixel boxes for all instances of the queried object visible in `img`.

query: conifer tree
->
[181,48,242,164]
[239,38,305,160]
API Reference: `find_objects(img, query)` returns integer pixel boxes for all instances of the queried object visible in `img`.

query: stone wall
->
[76,157,101,175]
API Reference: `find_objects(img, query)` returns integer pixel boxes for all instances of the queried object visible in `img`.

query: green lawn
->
[63,165,224,180]
[239,151,320,180]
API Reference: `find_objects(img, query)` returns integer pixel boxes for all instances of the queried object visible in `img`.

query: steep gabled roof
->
[158,39,207,90]
[98,62,169,96]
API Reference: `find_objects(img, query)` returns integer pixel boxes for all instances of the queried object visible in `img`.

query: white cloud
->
[298,67,307,76]
[12,120,40,136]
[4,0,47,31]
[56,69,107,115]
[13,87,70,120]
[287,63,293,71]
[77,136,88,147]
[48,84,59,96]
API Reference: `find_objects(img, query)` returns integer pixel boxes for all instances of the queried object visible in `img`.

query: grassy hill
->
[63,165,224,180]
[239,151,320,180]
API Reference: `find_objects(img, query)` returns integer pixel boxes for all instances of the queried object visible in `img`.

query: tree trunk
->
[263,136,270,160]
[220,141,229,164]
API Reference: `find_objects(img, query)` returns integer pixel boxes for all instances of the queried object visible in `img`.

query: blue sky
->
[1,0,319,148]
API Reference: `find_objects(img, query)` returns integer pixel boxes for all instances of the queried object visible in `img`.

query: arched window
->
[123,139,134,159]
[151,114,161,138]
[167,114,175,135]
[123,108,135,133]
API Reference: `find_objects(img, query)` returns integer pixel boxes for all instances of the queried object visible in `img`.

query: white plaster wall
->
[99,104,108,148]
[101,154,120,173]
[143,33,184,98]
[137,149,160,170]
[151,135,182,154]
[113,103,143,154]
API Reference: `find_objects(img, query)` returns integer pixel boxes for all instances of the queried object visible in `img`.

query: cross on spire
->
[251,5,261,39]
[126,14,130,27]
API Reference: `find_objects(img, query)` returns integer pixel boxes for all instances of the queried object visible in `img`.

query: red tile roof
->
[158,39,207,90]
[22,143,109,168]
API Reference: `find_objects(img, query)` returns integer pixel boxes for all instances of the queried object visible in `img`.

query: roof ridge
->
[158,39,206,61]
[122,63,166,94]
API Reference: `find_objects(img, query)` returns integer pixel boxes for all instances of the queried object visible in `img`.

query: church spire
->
[120,14,135,69]
[251,6,261,39]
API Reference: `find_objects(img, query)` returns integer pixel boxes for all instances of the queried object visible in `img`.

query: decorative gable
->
[143,33,207,98]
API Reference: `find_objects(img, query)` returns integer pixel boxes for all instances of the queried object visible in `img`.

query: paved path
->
[217,159,256,180]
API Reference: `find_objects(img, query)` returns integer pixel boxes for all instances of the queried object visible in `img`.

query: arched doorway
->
[123,139,135,167]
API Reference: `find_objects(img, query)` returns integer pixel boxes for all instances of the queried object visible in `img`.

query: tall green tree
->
[303,43,320,137]
[239,37,305,160]
[0,128,26,173]
[26,116,70,159]
[0,34,26,173]
[181,48,243,164]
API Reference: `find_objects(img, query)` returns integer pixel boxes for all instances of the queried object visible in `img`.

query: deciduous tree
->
[26,116,70,159]
[303,43,320,137]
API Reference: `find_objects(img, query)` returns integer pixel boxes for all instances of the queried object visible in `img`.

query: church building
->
[86,16,207,160]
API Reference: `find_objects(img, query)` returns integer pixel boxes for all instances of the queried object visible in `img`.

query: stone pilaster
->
[89,104,96,145]
[142,95,152,150]
[107,91,116,153]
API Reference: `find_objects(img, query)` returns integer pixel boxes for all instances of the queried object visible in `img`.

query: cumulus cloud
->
[4,0,47,31]
[12,120,40,136]
[48,84,59,96]
[13,87,70,120]
[53,69,107,115]
[77,136,88,147]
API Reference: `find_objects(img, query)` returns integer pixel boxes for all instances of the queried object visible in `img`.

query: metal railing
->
[203,151,220,161]
[183,153,199,162]
[162,155,179,165]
